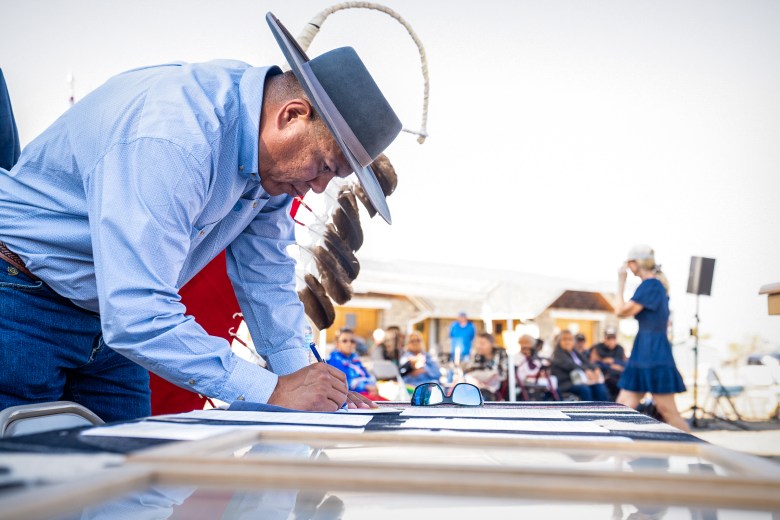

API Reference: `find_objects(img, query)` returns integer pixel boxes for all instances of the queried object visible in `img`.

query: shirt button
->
[198,230,205,236]
[252,202,258,208]
[239,165,244,171]
[188,378,196,385]
[236,395,245,401]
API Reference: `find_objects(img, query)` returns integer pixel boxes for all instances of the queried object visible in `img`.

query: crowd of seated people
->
[515,334,559,400]
[549,329,610,402]
[326,328,382,400]
[462,332,508,401]
[588,328,627,401]
[328,323,621,404]
[398,331,441,388]
[370,325,403,365]
[327,326,444,400]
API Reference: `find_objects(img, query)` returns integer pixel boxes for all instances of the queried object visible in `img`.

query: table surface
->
[1,401,779,520]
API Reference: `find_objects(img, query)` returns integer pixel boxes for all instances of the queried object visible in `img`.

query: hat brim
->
[266,12,392,224]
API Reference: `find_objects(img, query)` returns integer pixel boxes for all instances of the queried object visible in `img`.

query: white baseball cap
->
[627,244,655,262]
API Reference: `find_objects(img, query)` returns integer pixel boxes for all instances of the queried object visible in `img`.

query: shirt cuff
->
[222,357,279,404]
[267,346,311,376]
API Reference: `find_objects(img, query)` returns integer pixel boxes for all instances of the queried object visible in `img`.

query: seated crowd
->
[462,332,508,401]
[398,331,441,387]
[325,325,626,403]
[589,327,627,400]
[515,334,559,400]
[550,329,610,402]
[325,328,382,401]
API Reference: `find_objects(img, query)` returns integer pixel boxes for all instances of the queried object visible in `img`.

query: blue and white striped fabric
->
[0,60,309,404]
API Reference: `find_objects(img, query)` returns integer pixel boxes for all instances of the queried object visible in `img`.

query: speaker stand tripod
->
[683,295,749,430]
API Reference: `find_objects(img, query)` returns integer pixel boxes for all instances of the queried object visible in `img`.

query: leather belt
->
[0,241,39,281]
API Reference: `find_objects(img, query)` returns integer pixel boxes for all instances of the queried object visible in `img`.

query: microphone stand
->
[685,294,748,430]
[688,295,703,427]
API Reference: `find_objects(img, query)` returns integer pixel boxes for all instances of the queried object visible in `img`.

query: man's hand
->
[346,391,377,409]
[268,363,349,411]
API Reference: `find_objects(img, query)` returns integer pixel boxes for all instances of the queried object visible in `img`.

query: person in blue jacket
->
[615,245,691,432]
[327,328,377,396]
[449,312,476,363]
[399,331,441,388]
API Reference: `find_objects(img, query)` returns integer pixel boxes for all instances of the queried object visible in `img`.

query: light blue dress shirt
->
[0,60,310,404]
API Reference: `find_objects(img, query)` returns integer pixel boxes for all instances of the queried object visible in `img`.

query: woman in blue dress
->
[616,245,691,432]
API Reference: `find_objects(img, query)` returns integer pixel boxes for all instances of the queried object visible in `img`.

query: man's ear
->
[276,98,314,130]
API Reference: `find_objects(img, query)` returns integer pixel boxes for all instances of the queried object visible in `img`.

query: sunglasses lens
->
[451,383,483,406]
[411,383,444,406]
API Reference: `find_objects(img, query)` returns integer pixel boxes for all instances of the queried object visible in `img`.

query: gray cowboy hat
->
[266,12,402,224]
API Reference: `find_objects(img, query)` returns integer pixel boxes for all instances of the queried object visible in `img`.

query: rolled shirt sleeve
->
[87,137,287,404]
[0,61,308,405]
[227,194,310,377]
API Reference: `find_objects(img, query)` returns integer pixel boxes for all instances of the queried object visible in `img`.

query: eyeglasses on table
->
[411,382,484,407]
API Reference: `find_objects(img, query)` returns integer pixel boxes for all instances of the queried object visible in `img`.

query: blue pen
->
[305,326,347,409]
[308,342,324,362]
[304,327,323,362]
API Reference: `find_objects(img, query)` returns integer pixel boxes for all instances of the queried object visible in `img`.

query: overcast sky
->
[2,0,779,358]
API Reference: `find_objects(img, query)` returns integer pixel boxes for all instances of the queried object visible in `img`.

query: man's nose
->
[309,171,336,194]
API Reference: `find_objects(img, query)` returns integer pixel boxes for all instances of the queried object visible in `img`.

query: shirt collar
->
[238,65,282,180]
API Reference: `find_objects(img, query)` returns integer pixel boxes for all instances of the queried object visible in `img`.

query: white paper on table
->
[345,407,403,414]
[156,409,371,427]
[565,412,643,418]
[523,405,627,413]
[400,418,609,433]
[232,424,365,434]
[80,422,242,440]
[396,429,634,442]
[400,407,568,419]
[594,419,680,432]
[81,421,366,441]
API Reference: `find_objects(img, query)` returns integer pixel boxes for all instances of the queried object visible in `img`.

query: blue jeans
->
[0,259,150,422]
[568,383,610,402]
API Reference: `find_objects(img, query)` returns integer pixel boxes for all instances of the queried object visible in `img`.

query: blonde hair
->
[554,329,574,349]
[635,258,670,295]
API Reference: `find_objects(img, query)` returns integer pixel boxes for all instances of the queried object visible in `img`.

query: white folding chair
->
[365,359,409,401]
[0,401,104,437]
[738,364,778,420]
[703,369,745,421]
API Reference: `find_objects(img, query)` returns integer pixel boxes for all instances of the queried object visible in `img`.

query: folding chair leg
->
[721,393,744,421]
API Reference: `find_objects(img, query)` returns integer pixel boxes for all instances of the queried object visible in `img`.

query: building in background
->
[317,258,619,358]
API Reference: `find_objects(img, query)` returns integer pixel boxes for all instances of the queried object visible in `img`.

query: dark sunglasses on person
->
[411,382,484,407]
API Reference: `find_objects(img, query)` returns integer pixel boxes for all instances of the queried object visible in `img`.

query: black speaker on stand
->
[686,256,715,297]
[684,257,746,429]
